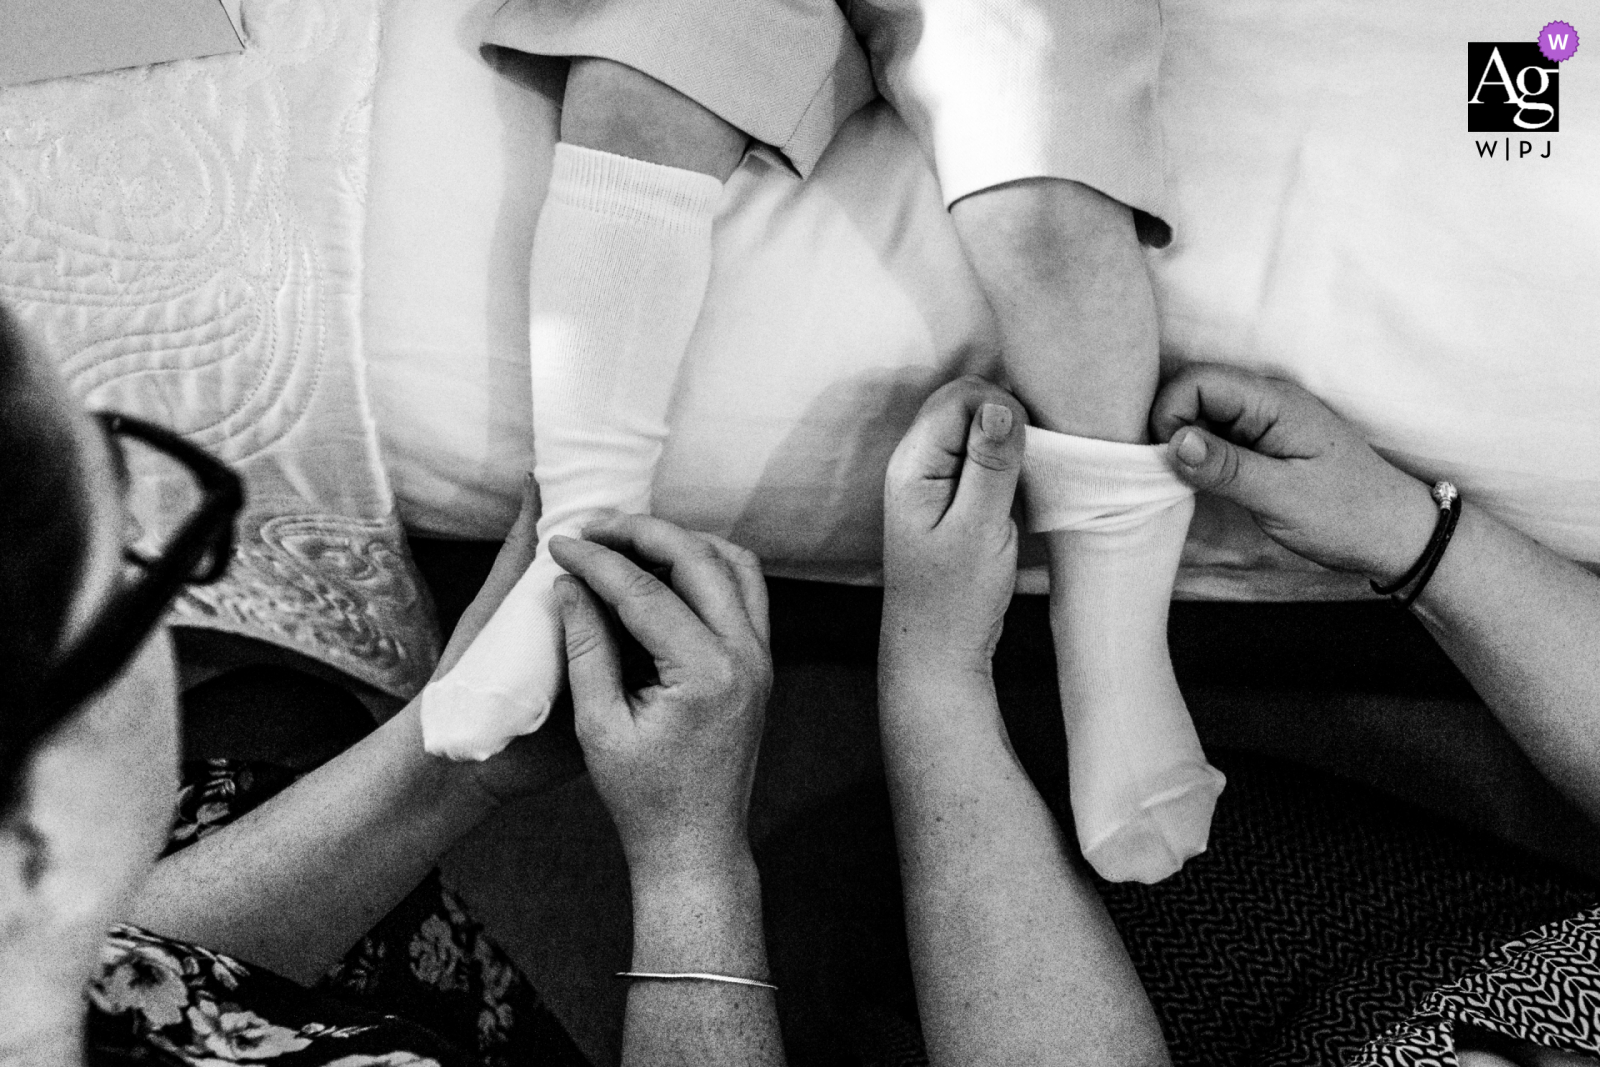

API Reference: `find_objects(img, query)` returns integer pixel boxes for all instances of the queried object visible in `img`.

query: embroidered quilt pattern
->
[0,0,438,697]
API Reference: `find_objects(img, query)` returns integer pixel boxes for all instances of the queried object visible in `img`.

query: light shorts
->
[485,0,1166,217]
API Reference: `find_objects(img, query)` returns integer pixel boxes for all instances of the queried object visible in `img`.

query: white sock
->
[421,144,722,760]
[1022,426,1226,883]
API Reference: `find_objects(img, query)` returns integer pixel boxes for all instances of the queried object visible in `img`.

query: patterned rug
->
[762,751,1600,1067]
[1100,752,1599,1067]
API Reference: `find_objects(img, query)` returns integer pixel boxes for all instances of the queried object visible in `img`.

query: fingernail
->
[1174,427,1207,466]
[979,403,1013,441]
[577,510,617,536]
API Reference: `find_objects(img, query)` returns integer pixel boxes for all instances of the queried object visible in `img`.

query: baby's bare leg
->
[561,58,746,179]
[951,178,1157,444]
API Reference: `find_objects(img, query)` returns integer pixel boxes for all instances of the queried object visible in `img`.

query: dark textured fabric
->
[850,1006,928,1067]
[773,753,1599,1067]
[135,757,590,1067]
[1100,753,1598,1067]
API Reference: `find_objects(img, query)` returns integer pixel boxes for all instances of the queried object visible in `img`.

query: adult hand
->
[430,475,584,804]
[882,375,1029,671]
[1151,363,1439,586]
[549,515,771,882]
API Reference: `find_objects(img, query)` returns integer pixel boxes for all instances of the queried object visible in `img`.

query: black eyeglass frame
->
[37,412,244,717]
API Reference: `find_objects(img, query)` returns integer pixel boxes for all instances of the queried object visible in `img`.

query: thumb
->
[556,575,628,740]
[1168,424,1293,512]
[950,400,1025,520]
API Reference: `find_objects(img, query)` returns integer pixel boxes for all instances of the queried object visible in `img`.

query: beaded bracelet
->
[616,971,778,991]
[1370,481,1460,608]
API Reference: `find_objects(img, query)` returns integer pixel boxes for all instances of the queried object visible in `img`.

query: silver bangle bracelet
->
[616,970,778,991]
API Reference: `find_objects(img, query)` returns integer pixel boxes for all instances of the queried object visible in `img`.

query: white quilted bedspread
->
[0,0,438,699]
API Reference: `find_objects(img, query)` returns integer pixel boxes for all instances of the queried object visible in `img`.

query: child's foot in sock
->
[421,144,722,760]
[1023,426,1226,883]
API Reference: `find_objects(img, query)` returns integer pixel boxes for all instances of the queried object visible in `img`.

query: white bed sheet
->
[363,0,1600,599]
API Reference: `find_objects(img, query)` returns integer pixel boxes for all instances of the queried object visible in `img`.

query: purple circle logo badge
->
[1539,21,1579,62]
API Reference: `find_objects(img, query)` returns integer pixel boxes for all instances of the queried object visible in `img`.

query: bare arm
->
[621,852,779,1066]
[1152,364,1600,824]
[880,664,1170,1066]
[1411,504,1600,824]
[132,480,582,984]
[131,702,505,983]
[551,515,783,1067]
[880,379,1169,1066]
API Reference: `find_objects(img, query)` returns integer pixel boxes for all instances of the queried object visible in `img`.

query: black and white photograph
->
[0,1,1596,1064]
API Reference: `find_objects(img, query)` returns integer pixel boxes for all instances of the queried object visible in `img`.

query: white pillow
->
[363,0,1600,599]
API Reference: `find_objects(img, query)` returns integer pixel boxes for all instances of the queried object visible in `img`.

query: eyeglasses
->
[36,413,243,720]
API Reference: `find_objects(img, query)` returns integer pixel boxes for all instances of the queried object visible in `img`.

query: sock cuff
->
[548,142,723,230]
[1021,425,1195,534]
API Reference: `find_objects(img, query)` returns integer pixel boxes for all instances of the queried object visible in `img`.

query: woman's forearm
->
[1413,503,1600,824]
[129,702,499,984]
[878,656,1169,1067]
[621,849,784,1067]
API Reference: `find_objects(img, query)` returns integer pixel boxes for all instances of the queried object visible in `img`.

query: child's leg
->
[949,180,1157,445]
[559,59,748,178]
[422,0,875,760]
[854,0,1224,881]
[955,181,1223,885]
[529,58,743,549]
[422,64,740,760]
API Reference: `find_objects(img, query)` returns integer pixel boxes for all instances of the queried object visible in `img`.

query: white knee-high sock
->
[1022,426,1226,883]
[421,144,722,760]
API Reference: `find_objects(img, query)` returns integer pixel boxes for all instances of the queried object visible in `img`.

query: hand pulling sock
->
[1022,426,1226,883]
[421,143,723,760]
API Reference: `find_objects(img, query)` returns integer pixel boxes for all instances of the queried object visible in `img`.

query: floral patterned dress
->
[89,924,473,1067]
[86,760,590,1067]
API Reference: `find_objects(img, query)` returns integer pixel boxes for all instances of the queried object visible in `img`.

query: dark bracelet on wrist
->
[1371,481,1460,608]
